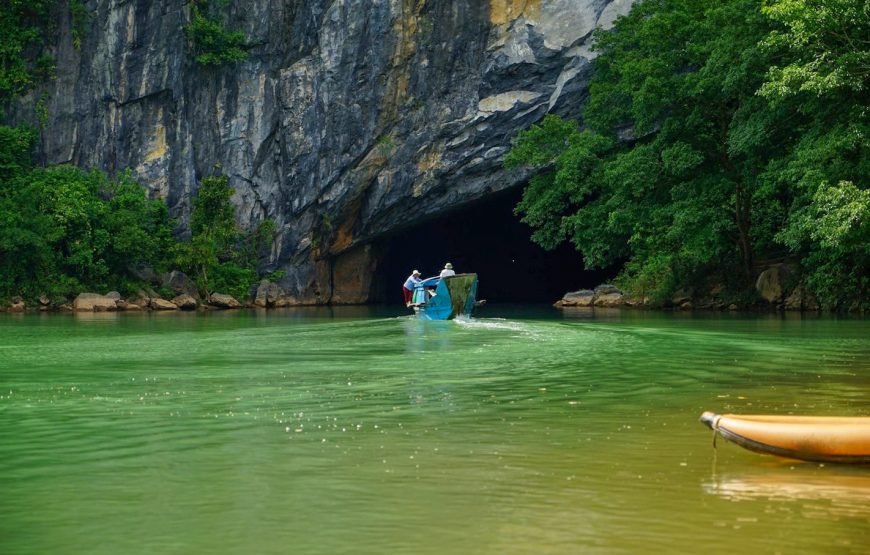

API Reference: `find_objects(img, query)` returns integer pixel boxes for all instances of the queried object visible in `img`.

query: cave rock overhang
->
[329,187,601,305]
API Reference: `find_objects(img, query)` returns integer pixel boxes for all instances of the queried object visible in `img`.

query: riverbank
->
[3,264,865,314]
[554,264,865,314]
[0,273,302,314]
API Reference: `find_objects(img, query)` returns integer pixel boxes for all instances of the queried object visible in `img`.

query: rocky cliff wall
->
[11,0,634,303]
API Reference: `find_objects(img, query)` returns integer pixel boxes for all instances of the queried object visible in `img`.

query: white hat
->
[444,262,453,269]
[412,269,421,275]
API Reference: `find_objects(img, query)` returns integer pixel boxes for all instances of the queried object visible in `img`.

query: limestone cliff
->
[10,0,634,303]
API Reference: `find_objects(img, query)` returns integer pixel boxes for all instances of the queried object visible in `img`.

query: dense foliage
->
[0,125,175,300]
[0,1,57,101]
[0,126,273,304]
[506,0,868,308]
[175,174,274,300]
[184,0,247,66]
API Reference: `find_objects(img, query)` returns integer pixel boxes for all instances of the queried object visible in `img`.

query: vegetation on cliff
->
[175,174,276,300]
[507,0,868,309]
[184,0,248,66]
[0,126,175,300]
[0,1,58,100]
[0,126,272,304]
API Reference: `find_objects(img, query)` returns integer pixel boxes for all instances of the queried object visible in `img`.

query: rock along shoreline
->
[0,272,316,313]
[554,264,862,313]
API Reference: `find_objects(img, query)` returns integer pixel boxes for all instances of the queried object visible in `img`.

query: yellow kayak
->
[700,411,870,464]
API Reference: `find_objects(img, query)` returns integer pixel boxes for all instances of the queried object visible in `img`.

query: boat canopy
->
[415,276,441,288]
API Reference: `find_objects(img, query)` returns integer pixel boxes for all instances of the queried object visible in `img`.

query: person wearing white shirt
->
[439,262,456,278]
[402,269,422,306]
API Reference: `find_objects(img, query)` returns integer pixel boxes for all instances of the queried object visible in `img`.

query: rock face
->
[8,0,635,305]
[255,279,290,307]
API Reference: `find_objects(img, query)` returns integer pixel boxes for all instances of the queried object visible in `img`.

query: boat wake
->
[453,317,544,338]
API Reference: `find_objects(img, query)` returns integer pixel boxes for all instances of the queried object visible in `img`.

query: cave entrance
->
[368,188,615,305]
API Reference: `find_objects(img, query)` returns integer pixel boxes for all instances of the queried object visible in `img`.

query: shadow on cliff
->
[368,189,616,304]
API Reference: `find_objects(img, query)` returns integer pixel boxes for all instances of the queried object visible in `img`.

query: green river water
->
[0,307,868,554]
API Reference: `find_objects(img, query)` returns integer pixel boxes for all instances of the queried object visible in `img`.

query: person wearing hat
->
[402,269,422,306]
[439,262,456,278]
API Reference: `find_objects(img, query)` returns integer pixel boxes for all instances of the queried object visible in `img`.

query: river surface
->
[1,306,868,554]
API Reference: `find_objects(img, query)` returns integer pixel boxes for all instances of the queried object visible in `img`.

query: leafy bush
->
[0,126,176,299]
[175,174,275,300]
[184,2,247,66]
[0,0,58,99]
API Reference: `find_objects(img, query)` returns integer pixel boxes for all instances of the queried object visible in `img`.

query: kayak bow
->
[700,411,870,464]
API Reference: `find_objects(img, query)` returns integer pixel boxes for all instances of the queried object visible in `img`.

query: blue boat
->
[410,273,479,320]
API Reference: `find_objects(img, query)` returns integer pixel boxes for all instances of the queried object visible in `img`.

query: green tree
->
[507,0,868,308]
[177,174,272,300]
[759,0,870,308]
[760,0,869,97]
[509,0,782,302]
[0,125,175,300]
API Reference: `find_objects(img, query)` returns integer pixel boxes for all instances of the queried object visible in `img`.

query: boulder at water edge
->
[593,284,625,307]
[756,264,792,303]
[555,290,594,308]
[209,293,241,309]
[150,298,179,310]
[73,293,119,312]
[784,286,820,311]
[171,294,198,310]
[255,280,284,308]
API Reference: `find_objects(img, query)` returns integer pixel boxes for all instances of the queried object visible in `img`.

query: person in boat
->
[402,269,422,306]
[439,262,455,278]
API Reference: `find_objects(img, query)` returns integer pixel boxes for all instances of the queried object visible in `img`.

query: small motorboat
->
[700,411,870,464]
[409,273,479,320]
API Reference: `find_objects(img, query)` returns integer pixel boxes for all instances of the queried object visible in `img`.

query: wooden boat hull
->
[700,411,870,464]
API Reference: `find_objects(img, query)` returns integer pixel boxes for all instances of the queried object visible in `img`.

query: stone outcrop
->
[756,264,792,303]
[554,277,834,312]
[784,286,820,311]
[8,0,636,305]
[171,294,198,310]
[593,284,624,307]
[73,293,119,312]
[554,289,594,307]
[209,293,241,309]
[554,284,626,308]
[162,271,199,299]
[670,288,692,307]
[254,280,284,307]
[150,298,179,310]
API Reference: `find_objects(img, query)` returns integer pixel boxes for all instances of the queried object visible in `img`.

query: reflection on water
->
[1,308,869,554]
[706,468,870,518]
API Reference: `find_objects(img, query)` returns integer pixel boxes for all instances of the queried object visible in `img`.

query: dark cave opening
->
[369,188,618,305]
